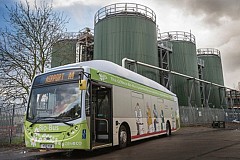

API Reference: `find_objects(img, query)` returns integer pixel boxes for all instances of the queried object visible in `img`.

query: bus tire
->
[119,125,128,149]
[166,122,171,136]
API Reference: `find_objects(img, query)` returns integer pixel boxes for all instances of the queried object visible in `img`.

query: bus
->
[24,60,180,150]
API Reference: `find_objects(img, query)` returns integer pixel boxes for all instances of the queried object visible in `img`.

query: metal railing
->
[197,48,221,57]
[159,31,196,44]
[94,3,156,25]
[59,28,94,41]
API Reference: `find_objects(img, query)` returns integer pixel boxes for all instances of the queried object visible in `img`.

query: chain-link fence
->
[0,105,25,146]
[0,105,239,145]
[180,106,240,126]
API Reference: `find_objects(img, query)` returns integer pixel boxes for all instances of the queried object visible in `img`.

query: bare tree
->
[0,0,69,107]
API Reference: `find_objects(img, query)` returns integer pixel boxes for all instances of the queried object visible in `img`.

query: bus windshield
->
[27,83,81,122]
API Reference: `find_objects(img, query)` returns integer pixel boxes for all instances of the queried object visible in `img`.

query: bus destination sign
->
[33,70,80,86]
[45,73,65,83]
[45,71,75,83]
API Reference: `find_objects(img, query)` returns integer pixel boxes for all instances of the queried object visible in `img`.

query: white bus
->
[24,60,180,150]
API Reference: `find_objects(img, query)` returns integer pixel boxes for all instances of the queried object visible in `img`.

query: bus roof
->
[47,60,175,96]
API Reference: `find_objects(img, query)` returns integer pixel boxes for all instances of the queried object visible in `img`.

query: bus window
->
[27,83,82,121]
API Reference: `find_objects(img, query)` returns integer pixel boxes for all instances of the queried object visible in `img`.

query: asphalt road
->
[1,125,240,160]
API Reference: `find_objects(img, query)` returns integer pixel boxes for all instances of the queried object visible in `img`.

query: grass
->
[0,135,24,147]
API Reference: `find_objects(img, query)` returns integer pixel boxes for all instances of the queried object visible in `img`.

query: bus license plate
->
[40,143,54,149]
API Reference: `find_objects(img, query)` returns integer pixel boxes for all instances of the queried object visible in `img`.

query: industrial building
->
[51,3,239,109]
[51,28,94,68]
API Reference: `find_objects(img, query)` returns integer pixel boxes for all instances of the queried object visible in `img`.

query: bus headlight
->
[66,124,80,137]
[75,126,78,130]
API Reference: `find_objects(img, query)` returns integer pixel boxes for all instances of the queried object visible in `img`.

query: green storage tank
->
[51,36,78,68]
[160,31,201,107]
[197,48,225,108]
[94,3,158,81]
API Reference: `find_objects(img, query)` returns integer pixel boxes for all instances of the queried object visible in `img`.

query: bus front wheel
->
[119,125,128,148]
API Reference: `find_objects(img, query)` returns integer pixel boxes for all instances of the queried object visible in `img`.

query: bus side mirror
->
[79,80,87,90]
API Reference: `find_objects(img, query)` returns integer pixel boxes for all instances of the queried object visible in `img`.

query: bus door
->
[91,83,112,147]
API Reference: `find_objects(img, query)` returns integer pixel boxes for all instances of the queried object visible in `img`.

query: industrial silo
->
[159,31,201,107]
[197,48,225,108]
[94,3,158,81]
[51,29,94,68]
[51,33,78,68]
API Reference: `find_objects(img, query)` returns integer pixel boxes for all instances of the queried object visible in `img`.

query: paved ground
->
[0,123,239,160]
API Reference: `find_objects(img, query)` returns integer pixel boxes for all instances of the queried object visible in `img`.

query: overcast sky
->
[1,0,240,89]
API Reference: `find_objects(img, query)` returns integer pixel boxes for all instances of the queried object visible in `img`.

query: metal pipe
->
[122,58,234,90]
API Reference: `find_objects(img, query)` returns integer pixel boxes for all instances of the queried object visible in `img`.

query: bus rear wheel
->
[119,125,128,148]
[166,122,171,136]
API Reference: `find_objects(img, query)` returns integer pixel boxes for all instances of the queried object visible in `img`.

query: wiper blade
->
[29,117,73,127]
[59,120,73,127]
[54,119,73,127]
[29,117,54,127]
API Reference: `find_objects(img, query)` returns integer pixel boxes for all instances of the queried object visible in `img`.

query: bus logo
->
[99,73,107,81]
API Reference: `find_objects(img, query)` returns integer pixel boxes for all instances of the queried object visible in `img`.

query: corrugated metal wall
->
[171,41,199,77]
[94,4,158,81]
[160,32,201,107]
[197,49,225,108]
[197,53,224,85]
[1,105,239,146]
[180,106,239,125]
[170,41,201,107]
[51,39,77,68]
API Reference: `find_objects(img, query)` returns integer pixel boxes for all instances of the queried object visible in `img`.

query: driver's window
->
[36,93,54,117]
